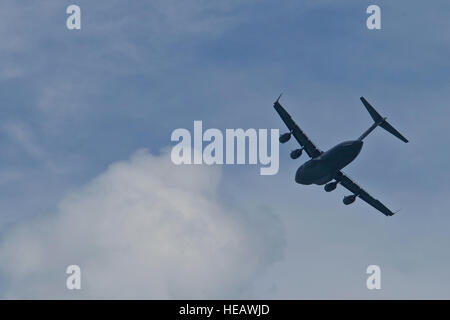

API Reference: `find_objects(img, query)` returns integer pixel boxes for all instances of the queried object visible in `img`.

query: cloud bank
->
[0,148,284,299]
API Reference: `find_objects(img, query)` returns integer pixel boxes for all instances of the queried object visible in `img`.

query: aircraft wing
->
[334,171,395,216]
[274,99,322,158]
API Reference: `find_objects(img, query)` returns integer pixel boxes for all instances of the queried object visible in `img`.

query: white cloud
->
[0,148,284,299]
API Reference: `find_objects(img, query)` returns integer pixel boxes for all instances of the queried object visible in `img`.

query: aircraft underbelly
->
[295,141,363,185]
[295,160,333,185]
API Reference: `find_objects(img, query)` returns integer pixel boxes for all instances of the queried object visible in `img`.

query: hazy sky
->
[0,0,449,298]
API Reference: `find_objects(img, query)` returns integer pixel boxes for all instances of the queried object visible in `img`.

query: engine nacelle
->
[279,132,291,143]
[290,148,303,159]
[343,195,357,205]
[324,182,338,192]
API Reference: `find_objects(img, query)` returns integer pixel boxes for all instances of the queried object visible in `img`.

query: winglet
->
[275,93,283,104]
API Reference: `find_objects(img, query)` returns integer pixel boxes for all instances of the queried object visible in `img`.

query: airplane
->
[274,95,408,216]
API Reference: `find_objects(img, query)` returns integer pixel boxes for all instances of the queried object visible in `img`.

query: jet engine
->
[343,195,357,205]
[290,148,303,159]
[324,181,338,192]
[279,132,291,143]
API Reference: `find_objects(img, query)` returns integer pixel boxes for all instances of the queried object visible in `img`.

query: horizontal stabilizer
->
[360,97,408,143]
[379,120,409,143]
[360,97,383,123]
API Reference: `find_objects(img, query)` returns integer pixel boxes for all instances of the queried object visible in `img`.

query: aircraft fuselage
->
[295,140,363,185]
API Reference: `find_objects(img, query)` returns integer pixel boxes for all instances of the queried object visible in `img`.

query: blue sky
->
[0,0,449,298]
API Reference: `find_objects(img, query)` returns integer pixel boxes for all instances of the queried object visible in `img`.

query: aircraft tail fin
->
[359,97,409,143]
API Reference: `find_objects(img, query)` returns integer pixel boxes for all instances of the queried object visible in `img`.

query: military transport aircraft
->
[274,96,408,216]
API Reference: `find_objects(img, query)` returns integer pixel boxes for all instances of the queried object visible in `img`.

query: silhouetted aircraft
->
[274,95,408,216]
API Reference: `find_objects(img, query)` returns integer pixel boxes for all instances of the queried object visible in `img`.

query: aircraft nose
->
[295,168,303,184]
[295,166,307,184]
[295,165,313,185]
